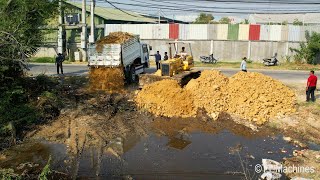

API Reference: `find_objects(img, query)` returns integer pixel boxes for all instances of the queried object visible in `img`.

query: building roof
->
[249,13,320,24]
[66,2,157,23]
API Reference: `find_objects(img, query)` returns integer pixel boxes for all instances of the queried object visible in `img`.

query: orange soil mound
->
[226,72,296,124]
[135,70,296,124]
[185,70,229,114]
[89,67,124,92]
[135,79,197,118]
[96,32,133,52]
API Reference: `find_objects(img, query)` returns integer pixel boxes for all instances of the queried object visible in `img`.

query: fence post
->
[210,40,213,55]
[247,40,251,59]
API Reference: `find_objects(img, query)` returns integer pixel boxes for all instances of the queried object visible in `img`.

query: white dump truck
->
[88,34,151,83]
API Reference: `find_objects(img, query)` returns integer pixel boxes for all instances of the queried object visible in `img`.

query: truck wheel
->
[128,66,137,83]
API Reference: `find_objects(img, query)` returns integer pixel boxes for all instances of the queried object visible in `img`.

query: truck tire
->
[128,65,137,83]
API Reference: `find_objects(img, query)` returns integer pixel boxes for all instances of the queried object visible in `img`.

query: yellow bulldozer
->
[139,41,200,87]
[159,41,194,76]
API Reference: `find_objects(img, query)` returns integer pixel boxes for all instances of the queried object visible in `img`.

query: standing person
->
[55,53,64,74]
[240,57,247,72]
[164,52,169,61]
[306,70,318,102]
[153,51,161,70]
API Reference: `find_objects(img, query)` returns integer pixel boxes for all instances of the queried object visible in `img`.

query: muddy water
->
[1,123,303,180]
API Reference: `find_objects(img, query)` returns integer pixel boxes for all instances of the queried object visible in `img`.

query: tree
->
[193,13,214,24]
[219,17,231,24]
[0,0,58,80]
[241,19,249,24]
[293,18,303,26]
[282,21,288,25]
[290,31,320,64]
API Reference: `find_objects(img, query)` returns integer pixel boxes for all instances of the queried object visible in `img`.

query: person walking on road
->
[55,53,64,74]
[164,52,169,61]
[240,57,247,72]
[306,70,318,102]
[153,51,161,70]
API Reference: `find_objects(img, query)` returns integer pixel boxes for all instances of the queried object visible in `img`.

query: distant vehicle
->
[263,53,278,66]
[200,54,218,64]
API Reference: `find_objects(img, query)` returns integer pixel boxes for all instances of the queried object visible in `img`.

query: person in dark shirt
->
[306,70,318,102]
[55,53,64,74]
[164,52,169,61]
[154,51,161,70]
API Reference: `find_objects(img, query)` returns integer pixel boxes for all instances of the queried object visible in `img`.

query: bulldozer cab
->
[168,41,194,59]
[160,41,194,77]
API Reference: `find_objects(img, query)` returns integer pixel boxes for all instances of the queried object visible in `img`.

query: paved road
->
[29,63,310,84]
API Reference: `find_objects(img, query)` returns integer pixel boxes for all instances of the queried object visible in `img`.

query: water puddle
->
[0,119,305,179]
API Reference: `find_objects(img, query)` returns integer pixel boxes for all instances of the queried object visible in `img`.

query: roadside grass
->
[30,57,55,63]
[30,57,71,64]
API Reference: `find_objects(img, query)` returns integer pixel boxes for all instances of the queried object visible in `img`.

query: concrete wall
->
[34,40,301,62]
[144,39,301,62]
[34,47,57,57]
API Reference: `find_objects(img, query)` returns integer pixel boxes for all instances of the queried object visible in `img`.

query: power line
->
[151,0,320,5]
[101,1,320,14]
[127,0,320,12]
[103,0,138,17]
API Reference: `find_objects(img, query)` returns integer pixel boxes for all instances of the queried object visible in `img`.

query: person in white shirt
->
[240,57,247,72]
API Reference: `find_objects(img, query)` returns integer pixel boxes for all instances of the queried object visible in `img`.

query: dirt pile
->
[135,79,197,118]
[89,67,124,92]
[185,70,229,115]
[226,72,296,124]
[136,70,296,124]
[96,32,134,52]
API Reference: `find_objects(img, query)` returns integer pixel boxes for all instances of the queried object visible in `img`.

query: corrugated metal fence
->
[104,24,320,42]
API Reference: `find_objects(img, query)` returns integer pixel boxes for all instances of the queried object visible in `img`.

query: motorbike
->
[263,53,278,66]
[200,54,218,64]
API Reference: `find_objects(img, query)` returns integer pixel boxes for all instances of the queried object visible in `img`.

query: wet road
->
[29,63,309,83]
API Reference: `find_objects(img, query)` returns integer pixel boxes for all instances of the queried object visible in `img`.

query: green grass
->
[30,57,55,63]
[30,57,71,64]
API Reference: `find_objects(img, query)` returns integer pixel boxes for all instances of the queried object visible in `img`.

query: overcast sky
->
[72,0,320,22]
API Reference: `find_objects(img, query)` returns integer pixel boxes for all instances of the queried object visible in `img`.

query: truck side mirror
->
[149,46,152,51]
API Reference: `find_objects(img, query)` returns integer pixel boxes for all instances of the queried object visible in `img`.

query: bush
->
[290,31,320,65]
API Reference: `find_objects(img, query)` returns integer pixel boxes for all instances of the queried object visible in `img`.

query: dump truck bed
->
[88,36,140,67]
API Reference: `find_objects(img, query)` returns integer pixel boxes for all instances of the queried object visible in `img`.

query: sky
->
[71,0,320,22]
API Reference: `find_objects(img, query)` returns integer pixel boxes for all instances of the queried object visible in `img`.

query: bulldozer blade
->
[138,70,201,88]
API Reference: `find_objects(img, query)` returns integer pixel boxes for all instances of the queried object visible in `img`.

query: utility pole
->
[158,8,161,24]
[89,0,95,44]
[81,0,87,61]
[58,0,64,54]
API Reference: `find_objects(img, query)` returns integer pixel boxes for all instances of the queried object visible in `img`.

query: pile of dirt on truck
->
[135,79,197,118]
[89,67,124,92]
[136,70,296,124]
[95,32,133,53]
